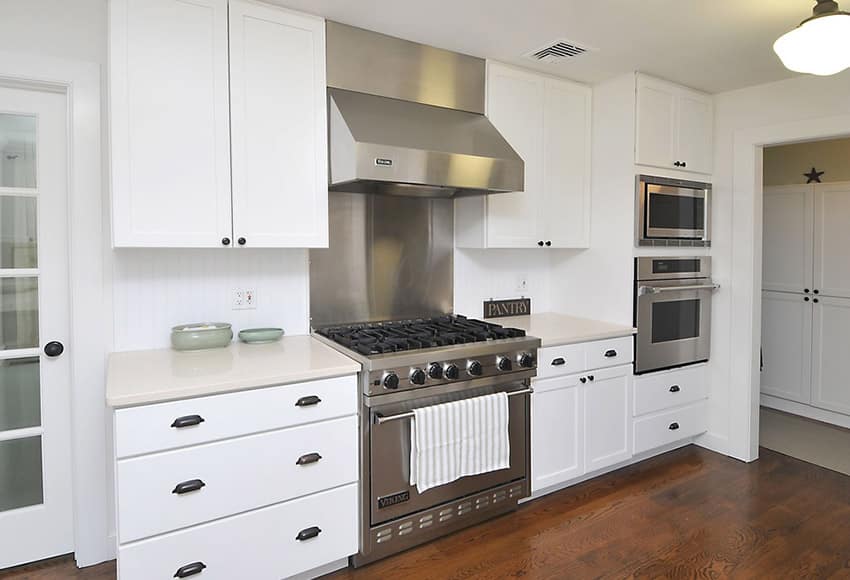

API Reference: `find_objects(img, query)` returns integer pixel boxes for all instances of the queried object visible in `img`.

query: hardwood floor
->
[3,446,849,579]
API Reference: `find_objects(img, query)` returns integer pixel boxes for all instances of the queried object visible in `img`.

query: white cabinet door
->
[484,63,544,248]
[110,0,233,247]
[813,182,850,298]
[229,1,328,248]
[584,365,632,473]
[635,76,677,171]
[531,374,583,492]
[811,296,850,414]
[542,78,592,248]
[675,90,713,175]
[760,291,812,404]
[763,185,814,293]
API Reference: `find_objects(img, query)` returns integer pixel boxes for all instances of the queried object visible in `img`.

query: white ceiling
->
[271,0,838,94]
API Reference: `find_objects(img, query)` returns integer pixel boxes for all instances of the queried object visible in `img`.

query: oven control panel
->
[365,349,537,396]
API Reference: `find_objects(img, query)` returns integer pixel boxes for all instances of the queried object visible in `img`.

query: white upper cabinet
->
[229,1,327,248]
[635,74,713,175]
[110,0,233,247]
[456,62,591,249]
[110,0,328,248]
[763,185,814,293]
[813,182,850,298]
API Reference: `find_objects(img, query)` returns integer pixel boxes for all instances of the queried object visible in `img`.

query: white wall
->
[712,71,850,460]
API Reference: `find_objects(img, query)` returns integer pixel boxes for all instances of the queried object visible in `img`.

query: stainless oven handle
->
[373,388,534,425]
[639,283,719,296]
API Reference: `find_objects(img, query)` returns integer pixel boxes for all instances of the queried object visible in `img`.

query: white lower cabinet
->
[584,365,632,473]
[633,401,708,455]
[531,375,583,492]
[118,484,358,580]
[113,375,358,579]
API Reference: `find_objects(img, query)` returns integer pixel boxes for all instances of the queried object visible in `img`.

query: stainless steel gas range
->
[313,316,539,566]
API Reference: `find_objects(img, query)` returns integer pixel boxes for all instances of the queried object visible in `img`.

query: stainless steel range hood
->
[326,22,524,198]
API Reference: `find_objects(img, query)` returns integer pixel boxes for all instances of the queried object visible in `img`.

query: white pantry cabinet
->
[109,0,327,248]
[762,184,814,294]
[635,74,713,175]
[760,291,813,404]
[456,62,592,249]
[811,296,850,415]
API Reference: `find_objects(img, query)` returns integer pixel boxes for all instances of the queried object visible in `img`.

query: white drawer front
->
[584,336,634,371]
[536,343,586,379]
[633,401,707,455]
[118,483,358,580]
[115,374,357,458]
[634,365,707,416]
[117,416,358,543]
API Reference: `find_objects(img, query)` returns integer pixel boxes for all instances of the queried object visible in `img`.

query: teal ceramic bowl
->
[171,322,233,351]
[239,327,284,344]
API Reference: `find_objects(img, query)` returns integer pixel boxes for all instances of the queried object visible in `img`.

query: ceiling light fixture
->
[774,0,850,75]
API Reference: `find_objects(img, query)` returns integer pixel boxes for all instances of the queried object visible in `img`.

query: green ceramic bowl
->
[239,327,284,344]
[171,322,233,351]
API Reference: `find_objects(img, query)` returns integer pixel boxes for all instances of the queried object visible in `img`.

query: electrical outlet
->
[232,288,257,310]
[516,275,529,294]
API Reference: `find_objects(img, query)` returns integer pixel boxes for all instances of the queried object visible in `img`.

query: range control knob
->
[467,360,483,377]
[517,352,535,368]
[444,364,460,380]
[382,372,400,390]
[427,363,443,380]
[497,356,512,372]
[410,368,427,385]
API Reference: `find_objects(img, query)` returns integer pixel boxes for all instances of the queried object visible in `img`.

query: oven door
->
[643,184,707,240]
[367,382,529,526]
[635,279,713,374]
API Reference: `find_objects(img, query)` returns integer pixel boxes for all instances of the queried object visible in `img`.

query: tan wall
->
[764,137,850,186]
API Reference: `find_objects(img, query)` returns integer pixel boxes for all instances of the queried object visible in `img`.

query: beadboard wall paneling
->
[112,249,309,351]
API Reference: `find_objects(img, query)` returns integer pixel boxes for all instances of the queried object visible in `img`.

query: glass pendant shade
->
[774,12,850,76]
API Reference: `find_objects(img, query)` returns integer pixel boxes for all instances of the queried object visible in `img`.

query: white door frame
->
[0,52,110,566]
[730,113,850,462]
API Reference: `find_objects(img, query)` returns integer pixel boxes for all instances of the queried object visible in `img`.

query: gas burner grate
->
[317,315,526,356]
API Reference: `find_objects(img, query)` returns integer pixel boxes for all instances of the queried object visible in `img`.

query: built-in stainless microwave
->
[636,175,711,247]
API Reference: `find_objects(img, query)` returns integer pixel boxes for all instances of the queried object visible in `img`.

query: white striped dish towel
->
[409,392,510,493]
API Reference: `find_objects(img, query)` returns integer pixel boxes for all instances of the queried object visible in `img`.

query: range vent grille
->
[524,39,593,63]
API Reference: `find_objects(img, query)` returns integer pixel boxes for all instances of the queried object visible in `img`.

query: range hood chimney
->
[326,22,524,198]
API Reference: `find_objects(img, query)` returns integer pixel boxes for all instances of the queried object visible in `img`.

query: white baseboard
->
[761,394,850,430]
[292,557,349,579]
[695,431,731,458]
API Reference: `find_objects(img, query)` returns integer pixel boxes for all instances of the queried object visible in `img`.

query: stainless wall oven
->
[634,256,718,374]
[636,175,711,247]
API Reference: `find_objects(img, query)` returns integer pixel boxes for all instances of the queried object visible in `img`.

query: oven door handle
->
[639,283,719,296]
[373,388,534,425]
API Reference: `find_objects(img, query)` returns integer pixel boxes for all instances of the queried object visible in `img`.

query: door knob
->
[44,341,64,357]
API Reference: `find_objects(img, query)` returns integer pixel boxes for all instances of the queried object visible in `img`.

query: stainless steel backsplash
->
[309,193,453,328]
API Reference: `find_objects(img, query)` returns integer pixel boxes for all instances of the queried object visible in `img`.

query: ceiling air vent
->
[524,39,593,64]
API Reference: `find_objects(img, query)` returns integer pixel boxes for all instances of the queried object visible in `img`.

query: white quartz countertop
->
[495,312,636,348]
[106,335,360,408]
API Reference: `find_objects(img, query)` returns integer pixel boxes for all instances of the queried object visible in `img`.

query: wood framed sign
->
[483,298,531,319]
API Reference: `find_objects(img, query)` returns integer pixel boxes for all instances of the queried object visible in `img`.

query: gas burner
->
[317,315,526,356]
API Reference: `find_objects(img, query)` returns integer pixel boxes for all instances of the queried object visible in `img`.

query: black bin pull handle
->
[296,452,322,466]
[296,526,322,541]
[669,385,681,393]
[171,414,205,429]
[174,562,207,578]
[172,479,206,495]
[604,349,618,358]
[551,357,566,366]
[669,422,680,431]
[295,395,322,407]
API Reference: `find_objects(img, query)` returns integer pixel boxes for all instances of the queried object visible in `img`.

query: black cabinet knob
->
[813,289,820,294]
[296,526,322,541]
[237,237,246,246]
[545,240,552,247]
[669,385,681,393]
[537,241,544,247]
[467,360,483,376]
[681,161,687,168]
[669,422,680,431]
[44,341,64,357]
[587,375,595,382]
[444,364,460,380]
[295,395,321,407]
[427,363,443,380]
[580,377,587,384]
[674,161,682,167]
[410,368,427,385]
[171,414,205,429]
[172,479,206,495]
[296,452,322,466]
[174,562,207,578]
[804,288,810,293]
[813,298,820,303]
[221,237,231,246]
[804,297,810,302]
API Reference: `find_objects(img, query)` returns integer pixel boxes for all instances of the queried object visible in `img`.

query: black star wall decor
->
[804,167,824,183]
